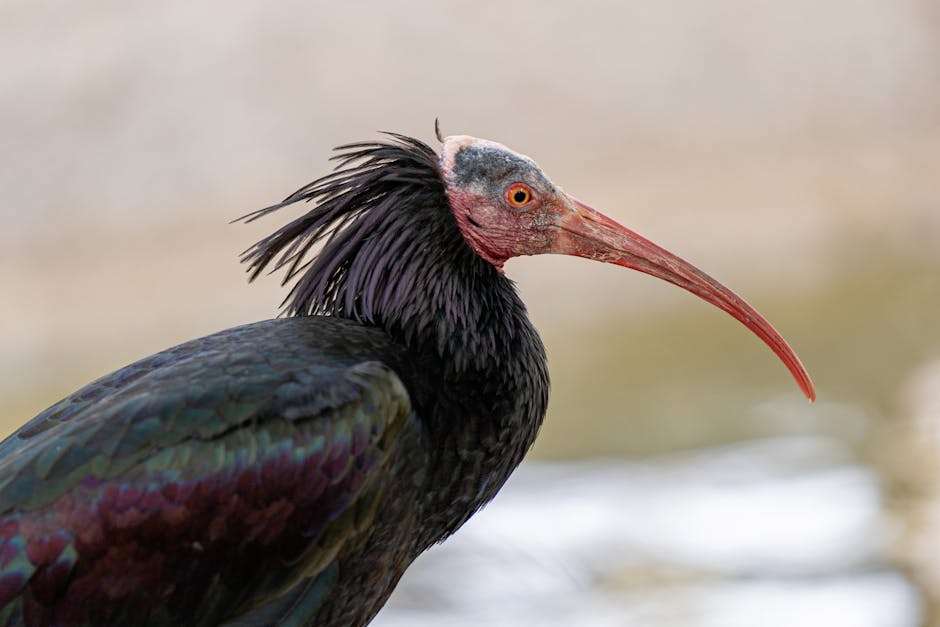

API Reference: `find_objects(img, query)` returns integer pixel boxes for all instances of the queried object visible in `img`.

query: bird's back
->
[0,317,429,626]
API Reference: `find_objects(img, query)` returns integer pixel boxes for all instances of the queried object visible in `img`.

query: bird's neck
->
[374,252,550,541]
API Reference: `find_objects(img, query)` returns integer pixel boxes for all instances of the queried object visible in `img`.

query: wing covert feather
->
[0,318,417,626]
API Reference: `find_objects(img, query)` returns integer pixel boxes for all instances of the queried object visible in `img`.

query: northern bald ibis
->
[0,128,813,626]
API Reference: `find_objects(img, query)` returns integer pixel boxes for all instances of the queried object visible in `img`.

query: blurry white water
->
[374,437,921,627]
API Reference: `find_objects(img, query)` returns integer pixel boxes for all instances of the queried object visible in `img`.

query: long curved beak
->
[552,194,815,402]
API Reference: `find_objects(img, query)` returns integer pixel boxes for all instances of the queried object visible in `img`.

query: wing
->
[0,318,417,626]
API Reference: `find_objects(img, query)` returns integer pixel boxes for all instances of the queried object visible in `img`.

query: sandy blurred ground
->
[2,0,940,622]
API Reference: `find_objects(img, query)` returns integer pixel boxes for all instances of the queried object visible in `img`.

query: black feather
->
[238,134,454,317]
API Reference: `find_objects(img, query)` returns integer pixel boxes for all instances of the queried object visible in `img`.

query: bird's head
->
[442,135,563,266]
[441,135,815,401]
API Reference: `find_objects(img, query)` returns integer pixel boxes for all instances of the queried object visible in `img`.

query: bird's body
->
[0,313,541,626]
[0,130,812,626]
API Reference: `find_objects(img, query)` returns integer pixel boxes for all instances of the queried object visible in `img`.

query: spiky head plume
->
[238,133,473,323]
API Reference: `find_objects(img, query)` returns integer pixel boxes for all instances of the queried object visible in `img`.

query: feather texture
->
[0,319,422,625]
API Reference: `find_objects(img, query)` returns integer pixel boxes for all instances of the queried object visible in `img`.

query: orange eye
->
[505,183,533,208]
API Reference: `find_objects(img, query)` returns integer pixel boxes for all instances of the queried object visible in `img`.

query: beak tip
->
[795,370,816,403]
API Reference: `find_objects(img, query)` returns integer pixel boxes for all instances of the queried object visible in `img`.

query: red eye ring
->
[505,183,533,208]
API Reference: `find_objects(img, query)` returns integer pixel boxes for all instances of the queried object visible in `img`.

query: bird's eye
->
[505,183,533,208]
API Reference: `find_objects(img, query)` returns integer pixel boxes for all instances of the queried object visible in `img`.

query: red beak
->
[553,195,816,402]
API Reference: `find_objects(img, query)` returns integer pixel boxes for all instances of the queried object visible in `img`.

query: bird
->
[0,126,815,626]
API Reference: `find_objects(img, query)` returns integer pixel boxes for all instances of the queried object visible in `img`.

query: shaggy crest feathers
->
[238,133,466,323]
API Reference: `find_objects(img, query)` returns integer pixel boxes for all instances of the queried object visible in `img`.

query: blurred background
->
[2,1,938,625]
